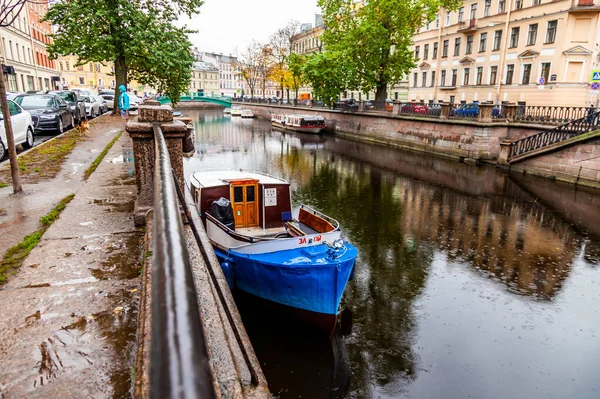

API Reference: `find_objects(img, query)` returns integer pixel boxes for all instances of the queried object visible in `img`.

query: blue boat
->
[190,170,358,334]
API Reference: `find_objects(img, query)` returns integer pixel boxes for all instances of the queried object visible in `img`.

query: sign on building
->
[591,70,600,82]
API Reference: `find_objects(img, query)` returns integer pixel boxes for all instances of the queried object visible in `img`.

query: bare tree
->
[269,20,299,100]
[257,44,273,99]
[234,41,262,98]
[0,0,33,193]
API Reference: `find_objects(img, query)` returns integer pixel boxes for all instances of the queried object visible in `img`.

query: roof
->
[191,170,288,188]
[192,61,219,72]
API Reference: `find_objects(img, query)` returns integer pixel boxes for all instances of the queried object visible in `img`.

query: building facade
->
[200,52,243,97]
[57,55,116,91]
[190,61,219,96]
[0,1,58,92]
[408,0,600,106]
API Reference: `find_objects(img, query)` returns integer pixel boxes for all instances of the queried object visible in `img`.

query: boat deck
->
[236,226,285,238]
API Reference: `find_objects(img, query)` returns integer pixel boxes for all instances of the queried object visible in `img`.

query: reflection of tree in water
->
[294,162,434,397]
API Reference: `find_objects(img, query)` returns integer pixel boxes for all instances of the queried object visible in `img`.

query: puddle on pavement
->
[89,233,142,281]
[104,171,136,187]
[91,198,135,213]
[31,287,138,396]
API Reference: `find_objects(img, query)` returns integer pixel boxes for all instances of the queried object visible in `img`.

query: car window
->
[8,100,21,115]
[84,97,90,103]
[14,95,55,109]
[57,97,67,106]
[56,92,75,102]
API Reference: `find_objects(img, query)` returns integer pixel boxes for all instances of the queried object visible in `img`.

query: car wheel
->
[57,118,64,134]
[0,140,6,161]
[74,110,80,124]
[23,128,34,149]
[69,114,74,129]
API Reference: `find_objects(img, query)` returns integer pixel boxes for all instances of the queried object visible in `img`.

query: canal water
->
[182,109,600,399]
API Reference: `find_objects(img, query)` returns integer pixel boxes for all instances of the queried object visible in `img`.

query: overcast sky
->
[178,0,321,57]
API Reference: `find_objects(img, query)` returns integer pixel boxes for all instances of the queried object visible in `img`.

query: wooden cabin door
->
[230,182,259,228]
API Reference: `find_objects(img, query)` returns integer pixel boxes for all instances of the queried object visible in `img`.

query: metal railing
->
[513,106,592,124]
[151,124,216,399]
[508,111,600,159]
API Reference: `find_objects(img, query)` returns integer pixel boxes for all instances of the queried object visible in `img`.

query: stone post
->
[478,104,494,122]
[498,139,513,166]
[358,101,365,112]
[440,103,451,119]
[126,104,188,226]
[504,104,518,121]
[392,101,401,115]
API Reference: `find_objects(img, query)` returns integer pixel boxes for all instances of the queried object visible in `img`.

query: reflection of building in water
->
[397,181,575,299]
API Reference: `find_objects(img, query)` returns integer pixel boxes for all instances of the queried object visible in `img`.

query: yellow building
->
[190,61,219,96]
[408,0,600,106]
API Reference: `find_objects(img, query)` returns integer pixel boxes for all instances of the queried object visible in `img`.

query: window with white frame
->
[476,67,484,85]
[484,0,491,17]
[463,68,471,85]
[499,0,506,13]
[527,24,538,45]
[546,20,557,44]
[540,62,551,83]
[522,63,532,84]
[446,12,451,26]
[490,66,498,85]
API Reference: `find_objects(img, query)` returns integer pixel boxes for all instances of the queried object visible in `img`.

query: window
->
[446,12,451,26]
[422,72,427,87]
[451,69,458,86]
[490,66,498,85]
[454,38,461,56]
[540,62,551,83]
[433,42,438,58]
[66,61,70,70]
[463,68,471,85]
[8,40,13,60]
[527,24,538,45]
[436,14,440,28]
[441,70,447,86]
[77,65,83,71]
[424,44,429,60]
[466,35,474,54]
[442,40,449,57]
[59,62,63,71]
[96,63,101,72]
[458,7,464,22]
[484,0,491,17]
[499,0,506,13]
[476,67,483,85]
[8,101,21,116]
[89,63,93,72]
[510,27,520,48]
[470,3,478,20]
[413,72,418,87]
[431,71,436,87]
[415,45,420,59]
[78,77,85,85]
[522,64,532,84]
[479,32,487,52]
[493,30,502,51]
[515,0,523,8]
[546,20,557,43]
[533,0,541,4]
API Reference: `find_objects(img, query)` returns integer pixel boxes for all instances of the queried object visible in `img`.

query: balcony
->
[578,0,594,5]
[570,0,600,12]
[457,19,478,33]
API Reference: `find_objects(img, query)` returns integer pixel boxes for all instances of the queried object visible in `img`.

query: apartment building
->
[0,1,58,92]
[57,55,116,90]
[190,61,219,96]
[408,0,600,106]
[200,52,243,97]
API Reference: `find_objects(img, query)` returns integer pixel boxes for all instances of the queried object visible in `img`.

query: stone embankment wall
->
[227,103,600,189]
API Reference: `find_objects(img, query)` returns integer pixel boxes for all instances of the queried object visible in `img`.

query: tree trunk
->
[113,55,127,114]
[375,81,387,110]
[0,66,22,193]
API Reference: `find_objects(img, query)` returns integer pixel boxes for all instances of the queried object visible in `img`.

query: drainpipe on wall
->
[495,1,513,105]
[433,10,445,102]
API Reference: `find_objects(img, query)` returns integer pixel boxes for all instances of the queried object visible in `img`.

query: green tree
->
[315,0,460,104]
[287,53,306,100]
[302,51,347,107]
[44,0,202,110]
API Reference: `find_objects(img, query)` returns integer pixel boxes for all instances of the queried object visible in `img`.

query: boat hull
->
[272,121,323,134]
[213,243,357,333]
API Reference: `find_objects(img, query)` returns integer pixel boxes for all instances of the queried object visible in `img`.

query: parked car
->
[335,98,359,110]
[91,95,109,114]
[313,100,325,107]
[385,99,393,111]
[364,100,375,110]
[48,90,86,124]
[453,102,501,118]
[0,100,35,161]
[98,88,115,95]
[14,93,74,134]
[83,96,102,118]
[428,103,442,116]
[400,103,429,114]
[101,94,115,109]
[128,94,143,110]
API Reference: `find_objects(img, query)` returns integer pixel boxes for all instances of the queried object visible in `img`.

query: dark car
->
[49,90,86,123]
[335,98,359,111]
[14,93,74,133]
[428,103,442,116]
[454,102,501,118]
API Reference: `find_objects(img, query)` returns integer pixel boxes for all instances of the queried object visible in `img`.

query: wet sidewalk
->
[0,121,141,398]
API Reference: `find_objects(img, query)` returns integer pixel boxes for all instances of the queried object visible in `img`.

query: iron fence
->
[151,124,217,399]
[513,106,592,124]
[508,111,600,159]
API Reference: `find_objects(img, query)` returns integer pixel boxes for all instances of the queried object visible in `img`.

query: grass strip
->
[83,131,123,181]
[0,194,75,283]
[0,181,7,188]
[0,130,86,184]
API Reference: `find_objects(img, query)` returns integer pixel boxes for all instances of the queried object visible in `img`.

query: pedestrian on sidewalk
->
[118,84,131,121]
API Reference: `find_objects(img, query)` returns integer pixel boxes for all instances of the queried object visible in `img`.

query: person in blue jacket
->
[118,85,130,120]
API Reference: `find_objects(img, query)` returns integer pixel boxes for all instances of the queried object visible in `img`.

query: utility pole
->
[0,63,22,193]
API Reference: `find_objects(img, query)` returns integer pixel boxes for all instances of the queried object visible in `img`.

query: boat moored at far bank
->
[271,113,326,134]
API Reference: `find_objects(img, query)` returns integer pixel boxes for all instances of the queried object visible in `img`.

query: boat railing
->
[300,204,341,230]
[151,124,217,398]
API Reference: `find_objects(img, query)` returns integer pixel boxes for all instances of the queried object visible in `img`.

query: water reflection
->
[183,109,600,399]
